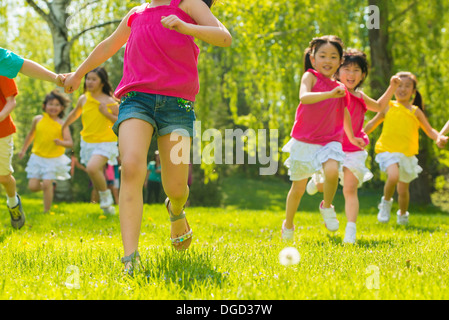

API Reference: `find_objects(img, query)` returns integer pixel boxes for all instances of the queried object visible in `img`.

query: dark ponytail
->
[202,0,216,8]
[304,48,314,71]
[413,90,423,111]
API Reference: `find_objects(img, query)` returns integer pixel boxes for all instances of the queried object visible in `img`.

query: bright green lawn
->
[0,177,448,300]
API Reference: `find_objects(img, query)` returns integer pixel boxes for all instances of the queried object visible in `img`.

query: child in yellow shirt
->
[19,90,73,213]
[365,71,446,225]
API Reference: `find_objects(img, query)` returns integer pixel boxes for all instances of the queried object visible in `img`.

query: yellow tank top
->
[80,92,118,143]
[31,113,65,158]
[375,101,420,156]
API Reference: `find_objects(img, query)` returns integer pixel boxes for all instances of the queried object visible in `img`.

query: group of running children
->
[1,0,449,275]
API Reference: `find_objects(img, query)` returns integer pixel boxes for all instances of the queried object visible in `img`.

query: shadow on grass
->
[142,248,224,291]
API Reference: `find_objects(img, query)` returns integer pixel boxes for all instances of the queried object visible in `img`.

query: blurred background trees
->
[2,0,449,206]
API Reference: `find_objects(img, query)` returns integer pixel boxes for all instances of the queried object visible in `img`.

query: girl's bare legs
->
[157,133,191,250]
[42,179,54,212]
[322,159,339,208]
[342,168,359,223]
[0,174,17,199]
[86,154,109,192]
[397,181,410,215]
[284,179,307,229]
[384,163,399,201]
[118,119,153,258]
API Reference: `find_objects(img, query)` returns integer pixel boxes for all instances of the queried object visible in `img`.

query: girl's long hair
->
[83,67,114,97]
[396,71,423,111]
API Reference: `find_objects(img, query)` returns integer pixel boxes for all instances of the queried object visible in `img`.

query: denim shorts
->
[112,92,196,137]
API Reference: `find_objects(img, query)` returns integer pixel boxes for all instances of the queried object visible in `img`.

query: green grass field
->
[0,176,448,300]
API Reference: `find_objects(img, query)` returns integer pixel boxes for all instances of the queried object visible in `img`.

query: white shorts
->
[26,153,71,180]
[339,150,373,187]
[375,152,422,183]
[80,138,119,166]
[282,139,345,181]
[0,134,14,175]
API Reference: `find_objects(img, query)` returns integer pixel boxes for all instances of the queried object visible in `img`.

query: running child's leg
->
[157,133,191,249]
[42,179,54,213]
[384,163,399,201]
[397,181,410,215]
[118,119,153,257]
[285,179,307,229]
[322,159,339,208]
[28,178,42,192]
[86,154,109,192]
[342,167,359,223]
[0,174,17,202]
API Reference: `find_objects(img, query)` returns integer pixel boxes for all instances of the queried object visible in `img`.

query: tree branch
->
[69,19,122,45]
[388,0,418,24]
[25,0,53,27]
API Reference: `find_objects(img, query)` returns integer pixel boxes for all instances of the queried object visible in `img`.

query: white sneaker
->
[343,223,356,244]
[99,190,114,209]
[396,210,409,225]
[306,179,318,195]
[319,201,339,232]
[103,206,116,215]
[377,197,393,223]
[281,220,294,241]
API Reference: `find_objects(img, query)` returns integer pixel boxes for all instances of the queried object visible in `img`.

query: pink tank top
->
[115,0,200,101]
[342,92,369,152]
[290,69,349,146]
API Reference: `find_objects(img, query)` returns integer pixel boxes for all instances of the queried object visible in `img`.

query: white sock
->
[7,194,19,207]
[98,190,110,199]
[346,222,356,230]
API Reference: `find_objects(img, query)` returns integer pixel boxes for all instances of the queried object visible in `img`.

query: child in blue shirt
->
[0,48,64,86]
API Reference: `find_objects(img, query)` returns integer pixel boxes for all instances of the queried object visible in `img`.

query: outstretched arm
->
[363,76,401,112]
[20,60,65,86]
[364,107,387,135]
[18,115,40,159]
[64,8,138,93]
[344,108,366,149]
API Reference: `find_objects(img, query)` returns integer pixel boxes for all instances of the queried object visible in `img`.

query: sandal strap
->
[171,229,193,244]
[121,250,140,264]
[165,198,186,222]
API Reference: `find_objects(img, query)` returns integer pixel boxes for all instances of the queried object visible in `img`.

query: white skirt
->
[26,153,71,180]
[80,138,119,166]
[282,139,345,181]
[339,150,373,187]
[375,152,422,183]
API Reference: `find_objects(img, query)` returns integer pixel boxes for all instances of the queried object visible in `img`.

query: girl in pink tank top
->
[281,36,366,242]
[309,49,400,244]
[63,0,231,275]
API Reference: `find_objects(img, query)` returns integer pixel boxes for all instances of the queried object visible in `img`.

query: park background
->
[1,0,449,209]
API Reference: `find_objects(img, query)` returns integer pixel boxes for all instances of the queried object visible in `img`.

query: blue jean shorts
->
[112,92,196,137]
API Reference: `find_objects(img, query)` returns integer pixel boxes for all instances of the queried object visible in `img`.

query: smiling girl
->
[306,49,400,243]
[365,71,445,225]
[19,90,73,213]
[281,36,366,241]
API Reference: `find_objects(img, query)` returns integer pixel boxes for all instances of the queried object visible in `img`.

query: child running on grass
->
[364,71,446,225]
[282,36,366,242]
[19,90,73,213]
[63,0,231,275]
[0,76,25,229]
[305,49,401,243]
[62,67,119,216]
[0,47,64,86]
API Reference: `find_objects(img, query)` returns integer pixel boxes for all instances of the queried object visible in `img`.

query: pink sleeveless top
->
[115,0,200,101]
[342,91,369,152]
[290,69,349,146]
